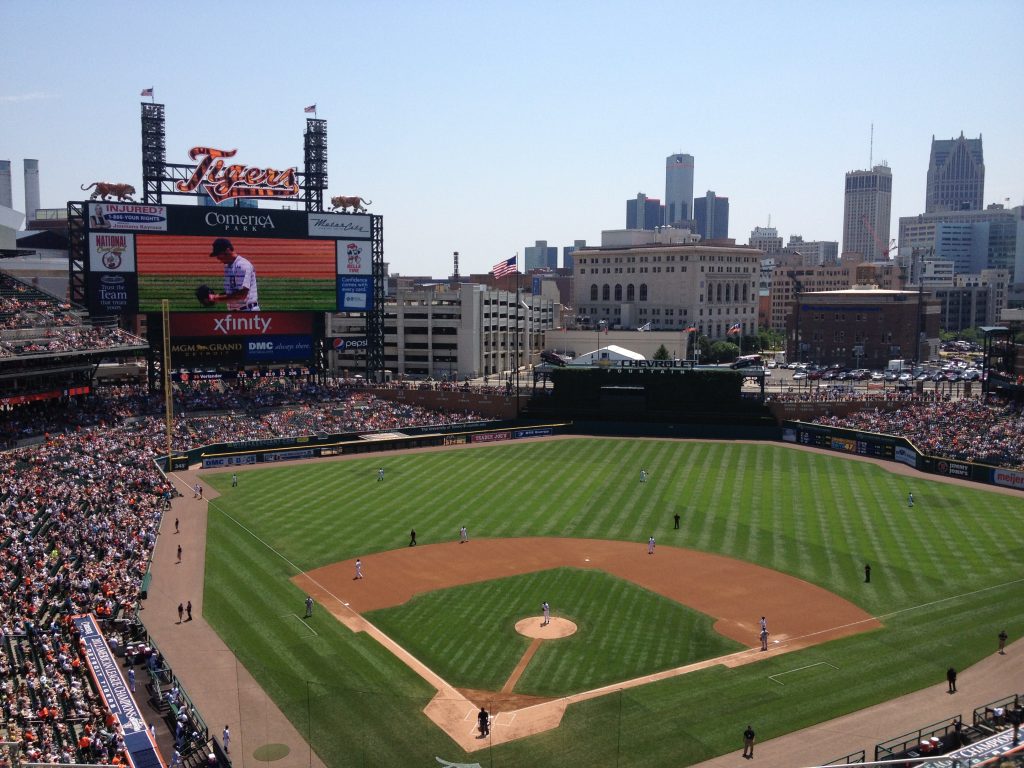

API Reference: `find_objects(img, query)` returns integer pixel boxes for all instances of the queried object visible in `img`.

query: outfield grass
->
[138,275,336,312]
[366,567,743,696]
[202,439,1024,766]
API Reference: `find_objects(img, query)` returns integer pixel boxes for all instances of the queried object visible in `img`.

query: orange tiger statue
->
[329,195,372,213]
[80,182,137,201]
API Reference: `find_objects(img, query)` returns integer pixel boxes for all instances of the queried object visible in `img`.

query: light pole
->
[594,319,606,363]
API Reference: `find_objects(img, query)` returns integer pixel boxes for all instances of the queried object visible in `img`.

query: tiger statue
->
[329,195,373,213]
[80,182,137,201]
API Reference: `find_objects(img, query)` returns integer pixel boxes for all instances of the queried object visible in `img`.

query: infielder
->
[354,559,363,579]
[647,535,656,555]
[542,601,550,626]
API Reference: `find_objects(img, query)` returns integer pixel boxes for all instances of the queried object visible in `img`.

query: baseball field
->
[200,438,1024,766]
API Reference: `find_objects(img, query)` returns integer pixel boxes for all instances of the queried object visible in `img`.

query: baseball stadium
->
[1,104,1022,768]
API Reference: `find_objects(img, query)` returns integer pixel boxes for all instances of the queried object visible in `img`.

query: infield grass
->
[202,439,1024,766]
[366,567,743,695]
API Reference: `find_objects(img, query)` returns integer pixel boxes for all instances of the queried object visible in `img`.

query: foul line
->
[278,613,318,637]
[769,661,838,686]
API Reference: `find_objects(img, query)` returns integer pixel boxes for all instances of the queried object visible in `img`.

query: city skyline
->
[2,1,1022,278]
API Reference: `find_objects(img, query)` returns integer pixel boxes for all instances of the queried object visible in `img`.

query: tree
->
[709,341,740,362]
[653,344,670,360]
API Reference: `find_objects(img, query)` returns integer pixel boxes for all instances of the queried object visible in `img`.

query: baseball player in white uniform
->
[208,238,260,311]
[648,535,656,555]
[542,601,550,626]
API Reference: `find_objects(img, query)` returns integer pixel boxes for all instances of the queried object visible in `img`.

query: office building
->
[926,133,984,213]
[784,236,839,267]
[750,226,783,255]
[931,269,1009,332]
[562,240,586,271]
[769,260,904,333]
[524,240,558,271]
[327,283,555,379]
[626,193,664,230]
[842,165,892,261]
[664,153,694,226]
[573,227,759,338]
[694,191,729,240]
[898,205,1023,292]
[787,289,939,366]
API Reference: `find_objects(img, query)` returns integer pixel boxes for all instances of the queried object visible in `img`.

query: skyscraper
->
[926,133,984,213]
[842,165,892,261]
[693,191,729,240]
[626,193,664,230]
[524,240,558,271]
[664,153,694,226]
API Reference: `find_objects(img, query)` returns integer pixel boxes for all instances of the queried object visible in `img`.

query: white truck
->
[887,359,908,372]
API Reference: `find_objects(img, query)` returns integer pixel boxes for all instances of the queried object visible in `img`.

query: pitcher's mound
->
[515,616,577,639]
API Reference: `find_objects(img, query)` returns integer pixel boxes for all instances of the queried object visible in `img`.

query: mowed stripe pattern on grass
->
[365,568,741,696]
[203,439,1024,767]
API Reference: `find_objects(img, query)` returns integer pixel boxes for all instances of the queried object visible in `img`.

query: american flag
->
[727,323,741,335]
[684,326,697,333]
[491,256,517,278]
[304,104,317,114]
[140,88,154,97]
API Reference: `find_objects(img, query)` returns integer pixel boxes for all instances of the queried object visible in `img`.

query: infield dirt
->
[293,537,880,750]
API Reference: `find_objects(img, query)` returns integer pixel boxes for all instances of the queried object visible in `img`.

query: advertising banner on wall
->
[308,212,372,239]
[337,276,374,311]
[72,614,163,767]
[170,312,313,337]
[244,335,313,362]
[88,203,168,232]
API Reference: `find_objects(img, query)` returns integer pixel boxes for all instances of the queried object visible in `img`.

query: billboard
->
[169,312,315,365]
[83,203,373,315]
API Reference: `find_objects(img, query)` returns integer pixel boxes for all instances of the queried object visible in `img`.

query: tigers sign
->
[176,147,299,204]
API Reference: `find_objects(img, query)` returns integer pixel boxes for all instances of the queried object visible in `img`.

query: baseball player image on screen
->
[200,238,260,311]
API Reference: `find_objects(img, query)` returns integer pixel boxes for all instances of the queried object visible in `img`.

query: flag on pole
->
[140,88,154,97]
[491,256,517,278]
[637,322,652,332]
[727,323,741,335]
[684,326,697,333]
[304,104,317,114]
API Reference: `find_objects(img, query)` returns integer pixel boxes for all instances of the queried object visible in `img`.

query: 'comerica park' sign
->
[176,147,299,203]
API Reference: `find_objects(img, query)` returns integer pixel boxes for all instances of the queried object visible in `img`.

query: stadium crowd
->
[0,275,147,358]
[0,380,485,764]
[812,396,1024,469]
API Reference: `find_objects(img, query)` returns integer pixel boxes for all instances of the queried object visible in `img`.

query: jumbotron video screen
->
[84,202,374,315]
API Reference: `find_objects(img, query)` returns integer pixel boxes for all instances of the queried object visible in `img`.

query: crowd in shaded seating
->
[766,389,951,404]
[0,274,147,358]
[0,379,487,764]
[813,396,1024,469]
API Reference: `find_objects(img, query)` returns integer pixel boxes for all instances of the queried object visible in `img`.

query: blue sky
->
[3,0,1022,276]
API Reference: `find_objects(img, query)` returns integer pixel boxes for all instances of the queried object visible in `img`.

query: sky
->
[3,0,1022,277]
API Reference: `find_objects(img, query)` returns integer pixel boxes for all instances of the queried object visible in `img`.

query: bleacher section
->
[0,273,147,358]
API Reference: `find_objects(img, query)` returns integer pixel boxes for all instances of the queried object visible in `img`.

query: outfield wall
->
[783,421,1024,492]
[164,422,570,470]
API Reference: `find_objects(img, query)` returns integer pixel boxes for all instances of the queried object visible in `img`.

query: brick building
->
[786,289,940,367]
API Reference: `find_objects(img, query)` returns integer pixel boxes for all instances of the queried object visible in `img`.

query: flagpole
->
[515,254,520,416]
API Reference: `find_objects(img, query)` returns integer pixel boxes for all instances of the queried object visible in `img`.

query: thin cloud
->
[0,92,60,104]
